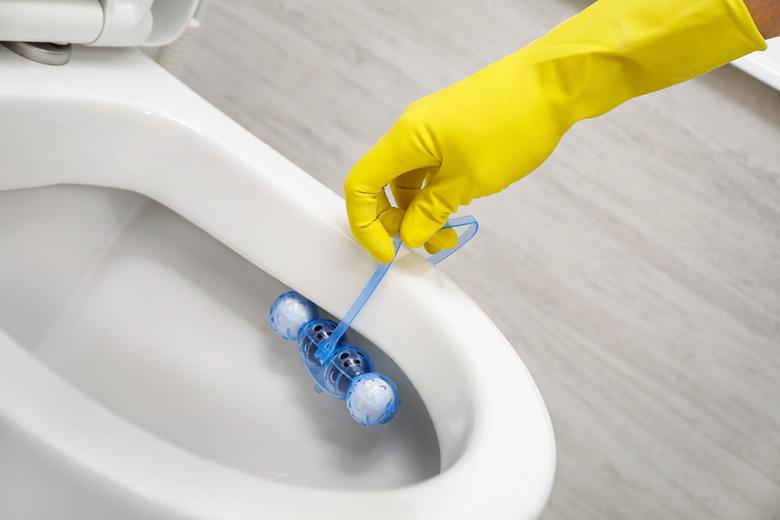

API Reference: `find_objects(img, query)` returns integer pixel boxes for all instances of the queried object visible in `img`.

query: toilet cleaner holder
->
[268,215,478,427]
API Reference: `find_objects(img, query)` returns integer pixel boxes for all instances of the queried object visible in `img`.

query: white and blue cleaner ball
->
[269,291,319,340]
[346,373,399,427]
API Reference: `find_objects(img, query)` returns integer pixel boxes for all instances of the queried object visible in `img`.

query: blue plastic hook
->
[314,215,479,364]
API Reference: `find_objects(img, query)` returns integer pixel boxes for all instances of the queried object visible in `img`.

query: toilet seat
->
[0,47,555,519]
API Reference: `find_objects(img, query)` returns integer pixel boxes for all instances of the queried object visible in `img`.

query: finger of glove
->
[422,228,458,255]
[391,168,456,254]
[400,183,459,249]
[345,185,395,262]
[375,196,453,258]
[377,205,404,238]
[344,117,439,262]
[389,168,428,210]
[372,177,454,253]
[424,242,441,255]
[426,227,458,250]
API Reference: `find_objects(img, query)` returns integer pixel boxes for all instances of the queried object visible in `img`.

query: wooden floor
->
[178,1,780,518]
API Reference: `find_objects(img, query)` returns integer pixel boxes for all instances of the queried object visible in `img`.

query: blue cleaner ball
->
[346,373,400,427]
[268,291,319,340]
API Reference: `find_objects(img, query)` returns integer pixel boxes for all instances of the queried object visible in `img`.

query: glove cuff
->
[511,0,767,129]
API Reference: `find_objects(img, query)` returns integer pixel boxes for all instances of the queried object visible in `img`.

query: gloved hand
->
[344,0,766,262]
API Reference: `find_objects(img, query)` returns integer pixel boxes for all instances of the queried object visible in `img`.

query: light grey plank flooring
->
[177,1,780,518]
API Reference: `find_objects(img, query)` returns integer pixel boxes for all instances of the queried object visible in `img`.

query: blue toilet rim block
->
[267,216,478,427]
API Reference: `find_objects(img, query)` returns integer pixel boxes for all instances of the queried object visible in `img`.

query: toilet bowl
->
[0,46,555,519]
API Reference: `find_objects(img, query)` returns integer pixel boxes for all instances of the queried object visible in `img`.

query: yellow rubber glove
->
[344,0,766,262]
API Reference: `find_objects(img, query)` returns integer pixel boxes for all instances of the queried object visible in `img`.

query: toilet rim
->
[0,47,556,518]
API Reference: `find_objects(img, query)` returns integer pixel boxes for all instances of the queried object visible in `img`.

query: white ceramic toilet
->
[0,2,555,519]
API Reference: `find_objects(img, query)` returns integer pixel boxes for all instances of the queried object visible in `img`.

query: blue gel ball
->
[322,346,372,398]
[298,319,346,367]
[269,291,319,340]
[346,373,399,427]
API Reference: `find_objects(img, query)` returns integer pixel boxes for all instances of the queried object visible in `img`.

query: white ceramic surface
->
[0,184,440,489]
[733,39,780,91]
[0,46,555,519]
[0,0,199,46]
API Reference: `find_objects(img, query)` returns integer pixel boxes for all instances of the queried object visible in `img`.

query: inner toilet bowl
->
[0,47,555,519]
